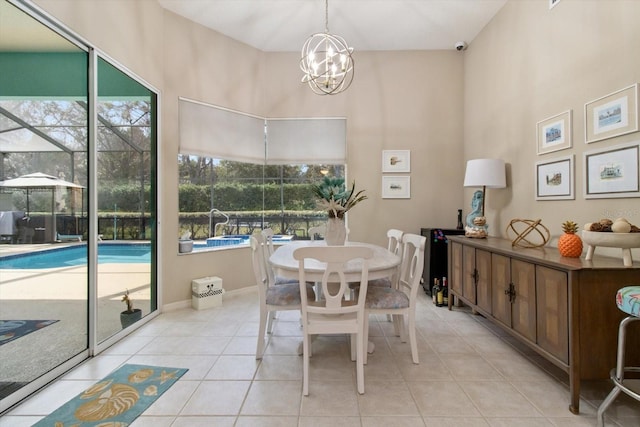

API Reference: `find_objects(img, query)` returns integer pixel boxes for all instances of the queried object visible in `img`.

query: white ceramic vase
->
[325,217,347,245]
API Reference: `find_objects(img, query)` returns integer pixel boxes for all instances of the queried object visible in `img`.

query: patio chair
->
[57,232,82,242]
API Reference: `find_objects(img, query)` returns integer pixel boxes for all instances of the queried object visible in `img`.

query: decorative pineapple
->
[558,220,583,258]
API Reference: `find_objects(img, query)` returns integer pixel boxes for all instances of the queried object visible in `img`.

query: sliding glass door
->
[0,0,158,411]
[95,58,157,343]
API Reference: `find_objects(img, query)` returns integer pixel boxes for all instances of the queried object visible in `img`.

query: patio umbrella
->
[0,172,85,241]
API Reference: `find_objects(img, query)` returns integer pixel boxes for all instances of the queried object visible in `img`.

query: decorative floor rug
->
[0,320,58,346]
[33,364,188,426]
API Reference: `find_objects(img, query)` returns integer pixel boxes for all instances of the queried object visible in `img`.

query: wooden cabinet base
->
[447,236,640,414]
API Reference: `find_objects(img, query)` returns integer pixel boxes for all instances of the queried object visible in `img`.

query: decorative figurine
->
[465,190,488,238]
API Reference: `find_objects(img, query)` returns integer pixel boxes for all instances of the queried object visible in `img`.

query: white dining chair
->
[261,227,276,256]
[368,228,404,288]
[363,232,426,364]
[308,224,326,240]
[251,234,315,359]
[349,228,404,309]
[261,228,297,285]
[293,245,374,395]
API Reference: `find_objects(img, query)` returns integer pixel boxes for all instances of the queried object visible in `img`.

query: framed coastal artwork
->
[535,155,574,200]
[537,110,572,155]
[382,176,410,198]
[584,84,639,144]
[382,150,410,173]
[584,141,640,199]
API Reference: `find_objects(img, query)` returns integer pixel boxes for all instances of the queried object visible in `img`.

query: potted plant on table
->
[312,177,367,245]
[120,289,142,329]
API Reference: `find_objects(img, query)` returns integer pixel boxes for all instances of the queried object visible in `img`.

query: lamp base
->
[465,216,488,238]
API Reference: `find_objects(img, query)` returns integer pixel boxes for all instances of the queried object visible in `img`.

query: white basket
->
[191,276,224,310]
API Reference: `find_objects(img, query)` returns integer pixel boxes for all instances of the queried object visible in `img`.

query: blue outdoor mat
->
[0,320,58,346]
[33,364,188,426]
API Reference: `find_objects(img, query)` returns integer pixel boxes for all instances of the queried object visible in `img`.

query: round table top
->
[269,240,401,281]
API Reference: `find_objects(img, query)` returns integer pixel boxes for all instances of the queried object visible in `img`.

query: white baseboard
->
[161,285,257,312]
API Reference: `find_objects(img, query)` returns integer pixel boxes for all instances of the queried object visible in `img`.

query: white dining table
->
[269,240,401,354]
[269,240,401,283]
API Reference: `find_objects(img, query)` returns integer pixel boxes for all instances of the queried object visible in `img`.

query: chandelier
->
[300,0,354,95]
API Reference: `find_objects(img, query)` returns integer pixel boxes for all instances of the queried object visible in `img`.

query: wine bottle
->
[436,282,444,307]
[432,278,439,305]
[457,209,464,230]
[442,276,448,306]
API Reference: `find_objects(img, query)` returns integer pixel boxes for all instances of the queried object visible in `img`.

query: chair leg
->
[597,316,640,427]
[408,309,419,364]
[356,330,365,394]
[396,314,407,343]
[256,307,268,360]
[350,333,357,362]
[392,313,401,336]
[363,314,370,364]
[267,310,276,334]
[302,332,310,396]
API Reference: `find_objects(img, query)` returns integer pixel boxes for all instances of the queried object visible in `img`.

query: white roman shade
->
[178,98,265,163]
[178,98,346,165]
[266,118,346,165]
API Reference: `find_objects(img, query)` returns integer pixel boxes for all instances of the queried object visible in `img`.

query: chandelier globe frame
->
[300,0,354,95]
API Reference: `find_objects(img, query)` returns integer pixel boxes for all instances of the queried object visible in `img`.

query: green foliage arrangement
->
[312,177,367,219]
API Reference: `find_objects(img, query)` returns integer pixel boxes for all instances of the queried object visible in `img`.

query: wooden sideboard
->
[447,236,640,414]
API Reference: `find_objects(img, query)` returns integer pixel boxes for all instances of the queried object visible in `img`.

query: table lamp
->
[463,158,506,238]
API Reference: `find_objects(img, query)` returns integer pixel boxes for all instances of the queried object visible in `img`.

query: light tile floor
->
[2,288,639,426]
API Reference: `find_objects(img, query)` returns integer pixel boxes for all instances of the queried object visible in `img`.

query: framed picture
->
[382,176,410,199]
[549,0,561,9]
[535,155,574,200]
[585,83,639,144]
[382,150,410,173]
[584,141,640,199]
[537,110,572,155]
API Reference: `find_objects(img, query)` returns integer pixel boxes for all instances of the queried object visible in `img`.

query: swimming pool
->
[0,235,296,268]
[195,234,295,249]
[0,243,151,269]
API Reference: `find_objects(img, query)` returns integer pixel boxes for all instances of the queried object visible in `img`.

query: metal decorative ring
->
[506,219,550,248]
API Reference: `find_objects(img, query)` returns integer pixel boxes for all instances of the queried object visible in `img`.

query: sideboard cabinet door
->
[491,253,512,328]
[475,249,492,313]
[536,265,569,363]
[450,241,463,297]
[462,245,477,304]
[511,259,537,342]
[491,255,537,343]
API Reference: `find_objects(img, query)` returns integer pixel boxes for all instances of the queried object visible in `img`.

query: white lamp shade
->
[463,159,506,188]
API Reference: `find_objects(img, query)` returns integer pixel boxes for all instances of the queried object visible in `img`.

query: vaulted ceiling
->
[157,0,507,52]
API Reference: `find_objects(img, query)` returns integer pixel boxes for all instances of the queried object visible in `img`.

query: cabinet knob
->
[504,283,516,302]
[471,269,479,283]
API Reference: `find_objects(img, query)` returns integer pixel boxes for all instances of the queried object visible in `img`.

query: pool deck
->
[0,242,83,257]
[0,244,151,383]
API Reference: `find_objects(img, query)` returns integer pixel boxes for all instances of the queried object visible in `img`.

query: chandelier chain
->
[325,0,329,33]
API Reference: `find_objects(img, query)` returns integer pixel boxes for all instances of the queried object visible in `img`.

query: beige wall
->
[31,0,639,306]
[262,51,465,242]
[465,0,640,259]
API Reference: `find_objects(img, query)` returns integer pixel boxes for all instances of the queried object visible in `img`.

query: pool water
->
[0,244,151,269]
[195,234,294,249]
